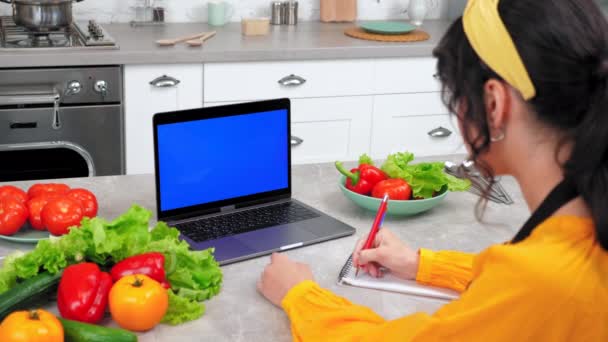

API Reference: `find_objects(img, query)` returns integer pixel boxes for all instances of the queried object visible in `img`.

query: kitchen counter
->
[0,158,530,341]
[0,20,453,68]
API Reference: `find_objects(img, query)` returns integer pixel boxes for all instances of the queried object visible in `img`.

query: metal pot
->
[0,0,84,32]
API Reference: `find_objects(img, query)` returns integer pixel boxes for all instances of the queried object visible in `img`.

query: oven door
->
[0,104,124,182]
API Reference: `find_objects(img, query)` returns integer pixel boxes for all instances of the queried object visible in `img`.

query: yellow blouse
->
[281,216,608,341]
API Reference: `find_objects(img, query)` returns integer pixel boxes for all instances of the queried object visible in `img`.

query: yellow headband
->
[463,0,536,100]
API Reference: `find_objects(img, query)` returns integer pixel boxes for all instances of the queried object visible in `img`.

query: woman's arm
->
[415,249,475,292]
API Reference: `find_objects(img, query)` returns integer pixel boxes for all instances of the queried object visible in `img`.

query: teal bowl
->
[338,176,448,216]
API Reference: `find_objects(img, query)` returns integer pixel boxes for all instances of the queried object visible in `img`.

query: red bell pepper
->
[57,263,112,324]
[335,161,388,195]
[372,179,412,200]
[110,252,171,289]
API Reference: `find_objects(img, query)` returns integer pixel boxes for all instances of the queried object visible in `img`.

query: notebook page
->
[338,256,459,301]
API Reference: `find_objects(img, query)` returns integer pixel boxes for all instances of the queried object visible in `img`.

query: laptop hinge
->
[220,205,236,213]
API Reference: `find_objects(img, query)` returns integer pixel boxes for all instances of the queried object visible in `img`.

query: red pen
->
[356,194,389,277]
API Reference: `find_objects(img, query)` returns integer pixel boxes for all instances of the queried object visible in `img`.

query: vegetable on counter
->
[0,185,28,204]
[335,154,388,195]
[0,197,29,236]
[57,263,112,324]
[371,178,412,200]
[0,309,64,342]
[27,183,70,199]
[0,205,223,325]
[109,274,169,332]
[60,317,137,342]
[27,194,59,231]
[66,188,98,218]
[111,252,171,289]
[0,272,62,322]
[41,197,85,236]
[380,152,471,199]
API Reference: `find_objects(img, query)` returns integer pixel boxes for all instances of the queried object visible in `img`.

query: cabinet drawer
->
[124,64,203,175]
[374,58,441,94]
[372,94,464,157]
[291,97,373,164]
[204,60,375,102]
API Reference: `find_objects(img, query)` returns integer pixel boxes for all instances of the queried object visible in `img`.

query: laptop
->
[152,98,356,265]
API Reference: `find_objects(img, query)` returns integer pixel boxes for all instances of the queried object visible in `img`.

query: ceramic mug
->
[208,1,234,26]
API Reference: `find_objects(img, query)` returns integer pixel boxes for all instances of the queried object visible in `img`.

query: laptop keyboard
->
[175,202,321,242]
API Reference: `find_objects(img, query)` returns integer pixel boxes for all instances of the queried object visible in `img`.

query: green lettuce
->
[0,205,222,325]
[380,152,471,199]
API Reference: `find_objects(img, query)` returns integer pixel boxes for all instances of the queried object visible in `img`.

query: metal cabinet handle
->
[428,126,452,138]
[149,75,181,88]
[278,74,307,87]
[291,136,304,146]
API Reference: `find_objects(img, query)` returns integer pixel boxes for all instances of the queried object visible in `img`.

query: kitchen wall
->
[0,1,448,23]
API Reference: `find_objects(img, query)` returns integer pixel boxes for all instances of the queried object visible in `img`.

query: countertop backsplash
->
[0,0,448,23]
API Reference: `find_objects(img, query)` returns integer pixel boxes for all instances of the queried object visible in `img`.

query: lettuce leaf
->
[0,205,222,325]
[380,152,471,199]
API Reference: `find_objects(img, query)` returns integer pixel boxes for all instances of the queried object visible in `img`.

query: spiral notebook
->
[337,255,459,301]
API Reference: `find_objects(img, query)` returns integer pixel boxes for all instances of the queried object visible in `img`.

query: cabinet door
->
[204,60,375,102]
[290,97,373,164]
[124,64,203,175]
[372,93,465,157]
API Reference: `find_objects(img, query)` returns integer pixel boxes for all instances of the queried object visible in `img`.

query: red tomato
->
[26,194,61,231]
[41,198,84,236]
[0,197,29,236]
[371,179,412,201]
[27,183,70,199]
[66,189,98,218]
[0,185,28,204]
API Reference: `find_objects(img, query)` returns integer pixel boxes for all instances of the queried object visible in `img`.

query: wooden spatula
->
[156,32,211,46]
[186,31,217,47]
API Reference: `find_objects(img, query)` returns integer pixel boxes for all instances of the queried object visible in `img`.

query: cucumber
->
[60,318,138,342]
[0,271,62,321]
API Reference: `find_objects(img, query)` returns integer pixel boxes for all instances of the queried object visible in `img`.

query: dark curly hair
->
[433,0,608,250]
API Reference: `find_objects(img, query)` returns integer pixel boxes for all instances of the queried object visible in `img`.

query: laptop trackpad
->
[194,237,257,263]
[235,224,316,251]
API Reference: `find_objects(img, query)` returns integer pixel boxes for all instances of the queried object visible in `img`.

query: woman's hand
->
[257,253,314,307]
[352,228,420,280]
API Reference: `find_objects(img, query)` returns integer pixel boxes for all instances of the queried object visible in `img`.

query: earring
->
[490,130,505,142]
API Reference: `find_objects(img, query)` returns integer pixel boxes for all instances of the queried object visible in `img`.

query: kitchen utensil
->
[282,1,298,25]
[339,176,448,216]
[359,21,417,35]
[185,31,217,47]
[461,160,514,204]
[241,18,270,36]
[271,1,283,25]
[444,161,512,204]
[156,32,212,46]
[320,0,357,23]
[0,227,50,243]
[0,0,84,31]
[405,0,436,26]
[208,0,234,26]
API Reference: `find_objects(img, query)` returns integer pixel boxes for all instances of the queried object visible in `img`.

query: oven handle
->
[0,88,62,130]
[0,141,96,177]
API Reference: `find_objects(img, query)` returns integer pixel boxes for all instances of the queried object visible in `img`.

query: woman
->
[258,0,608,340]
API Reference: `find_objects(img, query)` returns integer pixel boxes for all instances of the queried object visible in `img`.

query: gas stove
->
[0,16,118,50]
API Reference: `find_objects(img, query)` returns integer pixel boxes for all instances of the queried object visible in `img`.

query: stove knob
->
[64,80,82,96]
[94,80,108,99]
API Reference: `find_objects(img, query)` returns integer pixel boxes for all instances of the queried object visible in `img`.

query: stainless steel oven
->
[0,66,124,182]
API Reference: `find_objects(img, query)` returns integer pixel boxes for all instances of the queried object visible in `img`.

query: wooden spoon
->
[156,32,211,46]
[186,31,217,47]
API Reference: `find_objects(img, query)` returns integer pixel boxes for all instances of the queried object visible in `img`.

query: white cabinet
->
[204,60,375,102]
[290,97,373,164]
[124,64,203,174]
[371,93,465,157]
[373,58,441,94]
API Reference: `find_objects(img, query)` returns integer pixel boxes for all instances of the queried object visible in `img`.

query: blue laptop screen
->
[156,109,289,211]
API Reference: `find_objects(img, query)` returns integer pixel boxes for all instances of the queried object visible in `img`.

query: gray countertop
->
[0,157,530,341]
[0,20,452,68]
